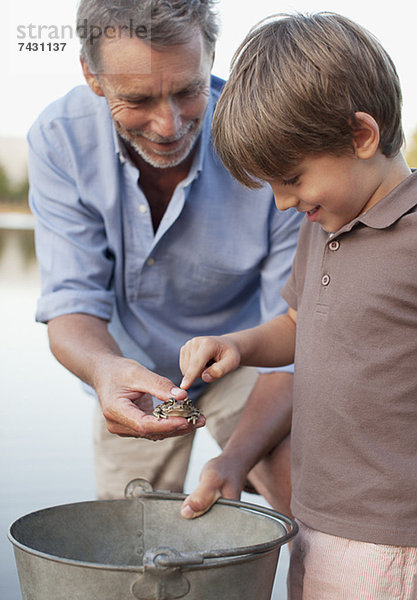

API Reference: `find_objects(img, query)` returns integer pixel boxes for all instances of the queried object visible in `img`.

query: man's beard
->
[117,122,201,169]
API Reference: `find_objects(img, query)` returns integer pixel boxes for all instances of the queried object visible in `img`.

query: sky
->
[2,0,417,146]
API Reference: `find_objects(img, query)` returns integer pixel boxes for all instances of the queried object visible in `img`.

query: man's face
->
[84,31,213,169]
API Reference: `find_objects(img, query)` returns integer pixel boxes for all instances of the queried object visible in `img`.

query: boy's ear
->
[351,112,380,159]
[81,58,105,97]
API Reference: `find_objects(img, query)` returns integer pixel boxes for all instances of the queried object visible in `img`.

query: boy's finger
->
[179,364,203,389]
[180,479,222,519]
[182,358,222,388]
[179,350,213,389]
[201,354,236,383]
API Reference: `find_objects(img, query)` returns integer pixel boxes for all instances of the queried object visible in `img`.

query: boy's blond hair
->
[213,12,404,188]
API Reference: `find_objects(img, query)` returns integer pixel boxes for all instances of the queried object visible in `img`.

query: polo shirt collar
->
[331,170,417,237]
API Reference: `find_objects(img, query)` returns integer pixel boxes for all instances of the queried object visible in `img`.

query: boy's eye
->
[282,175,299,186]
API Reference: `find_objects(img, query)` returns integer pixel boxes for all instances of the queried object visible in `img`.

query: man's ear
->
[352,112,380,159]
[81,58,104,97]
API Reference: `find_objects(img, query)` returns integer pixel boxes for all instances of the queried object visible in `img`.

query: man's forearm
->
[47,313,196,438]
[221,371,293,474]
[47,313,123,389]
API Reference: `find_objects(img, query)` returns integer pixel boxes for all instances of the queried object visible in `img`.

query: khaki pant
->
[94,367,258,499]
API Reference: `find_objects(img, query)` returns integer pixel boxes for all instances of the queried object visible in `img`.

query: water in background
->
[0,222,289,599]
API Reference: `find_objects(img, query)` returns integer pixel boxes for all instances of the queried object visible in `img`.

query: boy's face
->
[269,153,382,233]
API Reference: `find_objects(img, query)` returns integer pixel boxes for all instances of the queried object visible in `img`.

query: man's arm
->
[28,118,203,440]
[181,370,292,518]
[48,313,204,438]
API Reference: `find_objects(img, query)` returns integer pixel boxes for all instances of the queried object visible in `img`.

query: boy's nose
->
[273,192,299,212]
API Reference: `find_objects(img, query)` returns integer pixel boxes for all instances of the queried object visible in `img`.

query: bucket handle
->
[125,479,298,567]
[132,547,192,599]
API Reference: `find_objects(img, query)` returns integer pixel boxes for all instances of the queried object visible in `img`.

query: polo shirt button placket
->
[321,274,331,286]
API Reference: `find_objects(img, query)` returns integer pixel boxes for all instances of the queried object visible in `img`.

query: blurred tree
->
[0,162,29,210]
[405,126,417,168]
[10,177,29,206]
[0,163,10,199]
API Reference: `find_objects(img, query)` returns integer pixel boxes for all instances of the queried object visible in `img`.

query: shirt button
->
[328,240,340,251]
[139,204,147,214]
[146,258,155,266]
[321,274,331,286]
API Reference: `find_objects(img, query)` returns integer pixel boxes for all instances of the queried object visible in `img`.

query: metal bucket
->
[8,479,297,600]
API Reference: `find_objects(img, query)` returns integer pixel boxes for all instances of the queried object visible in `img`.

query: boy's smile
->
[305,206,320,222]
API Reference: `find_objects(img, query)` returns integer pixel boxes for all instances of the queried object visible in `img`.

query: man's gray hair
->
[76,0,219,72]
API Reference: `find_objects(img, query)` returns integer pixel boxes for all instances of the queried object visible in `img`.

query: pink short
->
[288,520,417,600]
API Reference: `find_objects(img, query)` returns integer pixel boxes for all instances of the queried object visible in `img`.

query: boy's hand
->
[179,335,241,389]
[180,455,246,519]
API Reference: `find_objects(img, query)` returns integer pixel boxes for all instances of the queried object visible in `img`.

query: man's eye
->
[127,97,149,106]
[176,86,201,98]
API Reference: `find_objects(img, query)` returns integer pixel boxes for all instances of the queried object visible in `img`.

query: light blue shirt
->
[28,77,302,399]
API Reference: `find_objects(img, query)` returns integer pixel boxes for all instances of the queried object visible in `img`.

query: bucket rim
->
[8,491,298,572]
[138,490,297,565]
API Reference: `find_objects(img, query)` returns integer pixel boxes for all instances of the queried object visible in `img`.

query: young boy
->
[178,12,417,599]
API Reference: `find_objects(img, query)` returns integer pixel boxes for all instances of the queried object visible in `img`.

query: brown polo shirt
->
[282,170,417,546]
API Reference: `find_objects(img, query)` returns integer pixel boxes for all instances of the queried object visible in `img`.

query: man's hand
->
[181,454,246,519]
[47,314,205,440]
[96,358,206,438]
[180,335,241,389]
[95,356,206,439]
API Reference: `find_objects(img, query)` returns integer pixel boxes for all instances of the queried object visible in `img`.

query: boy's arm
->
[180,308,297,389]
[179,308,296,519]
[181,370,293,519]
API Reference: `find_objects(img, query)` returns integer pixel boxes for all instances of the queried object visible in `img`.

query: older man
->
[28,0,301,513]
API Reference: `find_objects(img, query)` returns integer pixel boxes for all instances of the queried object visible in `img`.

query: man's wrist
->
[91,353,127,391]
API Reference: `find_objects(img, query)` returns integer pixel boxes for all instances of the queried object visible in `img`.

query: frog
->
[152,397,201,425]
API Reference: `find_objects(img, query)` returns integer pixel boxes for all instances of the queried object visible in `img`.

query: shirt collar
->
[332,169,417,237]
[112,124,127,163]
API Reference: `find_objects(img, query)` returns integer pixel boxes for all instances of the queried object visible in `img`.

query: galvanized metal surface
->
[9,479,297,600]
